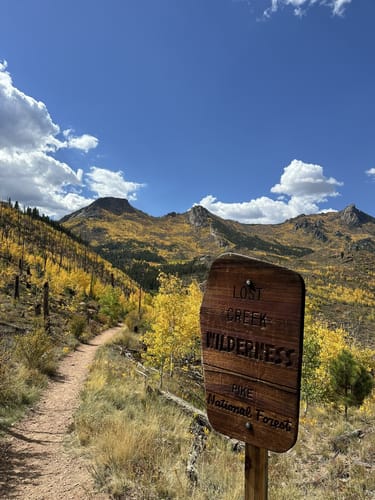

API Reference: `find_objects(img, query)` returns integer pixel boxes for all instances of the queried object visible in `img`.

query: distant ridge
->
[61,197,375,226]
[60,195,375,266]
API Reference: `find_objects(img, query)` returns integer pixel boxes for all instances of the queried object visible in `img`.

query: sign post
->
[245,444,268,499]
[200,253,305,498]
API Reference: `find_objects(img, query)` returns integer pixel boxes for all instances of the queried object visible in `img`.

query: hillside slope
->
[0,201,136,338]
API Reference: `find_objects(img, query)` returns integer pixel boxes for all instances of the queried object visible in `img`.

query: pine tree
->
[328,349,374,419]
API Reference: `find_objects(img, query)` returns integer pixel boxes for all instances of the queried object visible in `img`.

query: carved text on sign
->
[231,384,254,401]
[205,332,296,367]
[226,308,268,327]
[232,285,262,301]
[206,395,293,432]
[207,393,252,417]
[255,409,292,432]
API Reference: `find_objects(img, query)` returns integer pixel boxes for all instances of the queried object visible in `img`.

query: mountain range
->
[61,197,375,270]
[61,197,375,347]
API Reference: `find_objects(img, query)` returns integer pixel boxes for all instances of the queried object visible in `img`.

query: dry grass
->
[73,336,244,499]
[268,404,375,499]
[0,339,47,427]
[73,331,375,499]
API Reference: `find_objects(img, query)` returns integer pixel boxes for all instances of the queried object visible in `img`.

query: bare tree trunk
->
[43,281,49,319]
[14,275,20,300]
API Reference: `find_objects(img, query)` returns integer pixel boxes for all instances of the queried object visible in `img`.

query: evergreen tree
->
[328,349,374,419]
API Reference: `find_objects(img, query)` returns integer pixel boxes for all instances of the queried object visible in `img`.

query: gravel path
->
[0,325,123,499]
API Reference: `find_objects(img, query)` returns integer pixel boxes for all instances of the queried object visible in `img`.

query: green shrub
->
[99,288,124,326]
[14,327,57,376]
[328,349,374,419]
[69,314,87,341]
[0,344,46,424]
[0,341,16,405]
[109,328,140,351]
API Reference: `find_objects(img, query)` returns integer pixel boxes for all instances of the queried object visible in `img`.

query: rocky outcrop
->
[188,205,210,227]
[294,218,328,242]
[348,238,375,252]
[339,204,374,227]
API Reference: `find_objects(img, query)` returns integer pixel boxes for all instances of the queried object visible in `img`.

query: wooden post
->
[245,444,268,500]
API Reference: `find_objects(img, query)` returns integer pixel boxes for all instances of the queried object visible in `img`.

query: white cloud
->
[0,60,59,153]
[196,159,343,224]
[366,168,375,177]
[197,195,295,224]
[0,61,144,218]
[332,0,352,16]
[263,0,353,17]
[270,159,342,201]
[62,129,99,152]
[86,167,145,201]
[0,149,86,217]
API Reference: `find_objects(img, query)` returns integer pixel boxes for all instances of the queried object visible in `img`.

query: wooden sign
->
[200,253,305,453]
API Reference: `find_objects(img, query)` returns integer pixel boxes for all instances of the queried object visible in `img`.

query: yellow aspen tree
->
[179,280,202,364]
[142,273,183,387]
[142,274,202,388]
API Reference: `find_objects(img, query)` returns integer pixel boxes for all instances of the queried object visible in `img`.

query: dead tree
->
[14,275,20,300]
[43,281,49,319]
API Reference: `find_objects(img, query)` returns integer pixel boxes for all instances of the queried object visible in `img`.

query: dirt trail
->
[0,325,123,499]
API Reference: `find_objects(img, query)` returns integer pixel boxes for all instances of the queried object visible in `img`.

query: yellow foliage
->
[142,273,202,380]
[325,284,375,307]
[303,310,375,408]
[315,324,348,366]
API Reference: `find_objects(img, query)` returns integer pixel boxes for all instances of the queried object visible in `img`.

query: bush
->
[99,288,124,326]
[328,349,374,419]
[0,339,49,424]
[14,327,57,376]
[109,328,140,351]
[0,341,16,404]
[69,314,88,341]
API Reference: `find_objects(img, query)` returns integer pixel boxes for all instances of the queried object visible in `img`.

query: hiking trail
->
[0,325,123,499]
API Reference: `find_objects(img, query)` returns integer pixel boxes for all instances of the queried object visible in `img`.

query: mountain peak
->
[89,197,138,215]
[339,204,374,227]
[60,197,140,223]
[188,205,211,227]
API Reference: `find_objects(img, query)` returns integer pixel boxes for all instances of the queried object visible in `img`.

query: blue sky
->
[0,0,374,222]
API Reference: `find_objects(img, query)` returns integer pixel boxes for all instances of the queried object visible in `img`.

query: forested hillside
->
[0,200,138,424]
[0,200,139,333]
